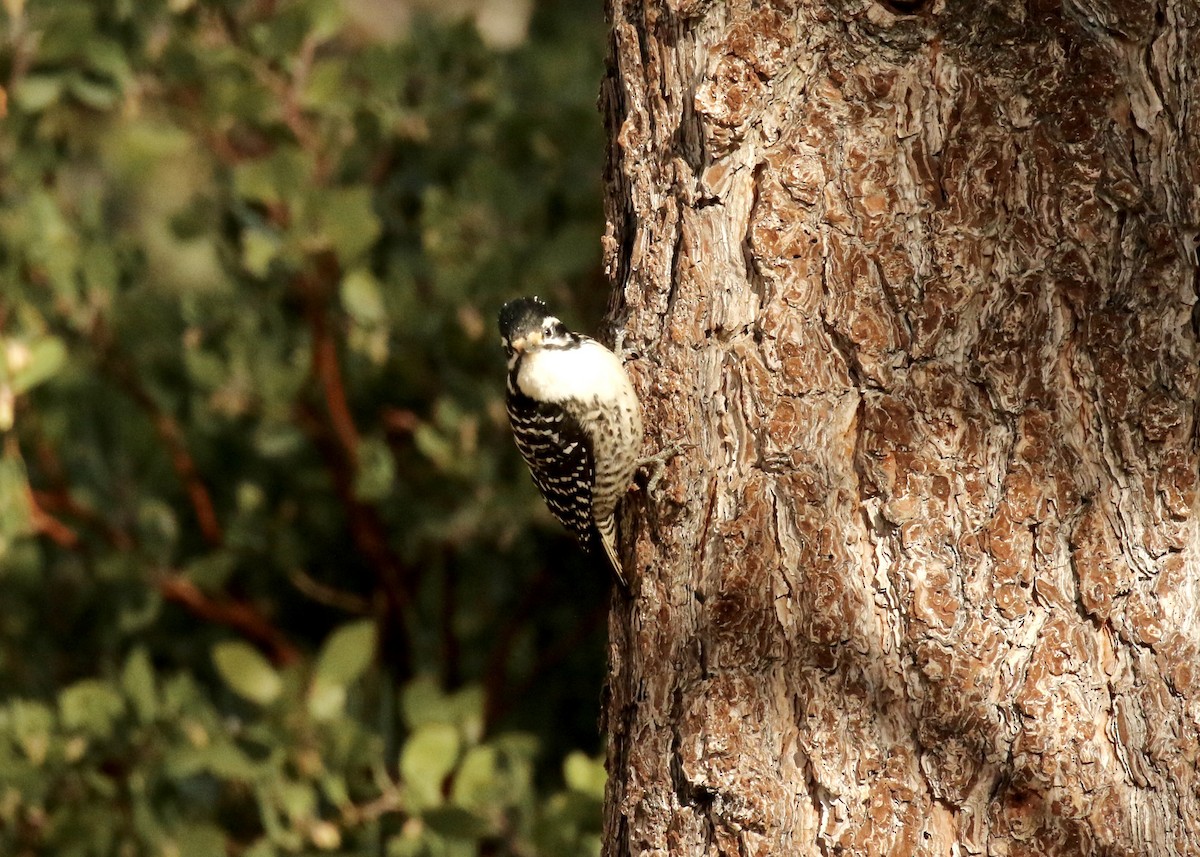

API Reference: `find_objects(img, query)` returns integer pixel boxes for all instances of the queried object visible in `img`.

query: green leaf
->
[563,752,606,800]
[307,0,346,42]
[450,745,499,810]
[121,647,158,723]
[136,498,180,561]
[165,740,262,780]
[490,732,540,764]
[185,551,237,591]
[8,337,68,394]
[84,38,132,84]
[0,455,33,547]
[183,346,225,389]
[314,620,376,686]
[13,74,65,111]
[9,700,54,765]
[242,229,282,277]
[307,680,346,722]
[400,722,460,808]
[422,805,489,839]
[413,424,456,473]
[81,242,120,294]
[309,619,376,720]
[273,778,316,823]
[400,685,499,744]
[309,186,381,263]
[446,686,484,744]
[401,676,450,728]
[354,436,395,501]
[172,823,227,857]
[68,74,120,110]
[241,840,277,857]
[254,422,306,459]
[212,641,283,705]
[234,148,310,206]
[300,57,348,109]
[340,268,387,325]
[59,679,126,739]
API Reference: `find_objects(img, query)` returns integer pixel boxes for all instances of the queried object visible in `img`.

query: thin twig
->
[300,263,362,464]
[288,566,372,614]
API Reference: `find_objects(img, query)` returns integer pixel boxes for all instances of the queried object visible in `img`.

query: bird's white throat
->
[516,340,634,404]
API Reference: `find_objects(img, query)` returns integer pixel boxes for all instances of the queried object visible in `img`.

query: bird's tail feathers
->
[596,516,629,590]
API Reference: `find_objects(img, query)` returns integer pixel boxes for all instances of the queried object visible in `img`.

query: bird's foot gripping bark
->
[636,444,688,498]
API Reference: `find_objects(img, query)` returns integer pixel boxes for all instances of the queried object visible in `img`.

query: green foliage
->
[0,633,605,855]
[0,0,612,853]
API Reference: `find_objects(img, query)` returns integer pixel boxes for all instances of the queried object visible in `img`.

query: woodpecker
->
[498,296,643,587]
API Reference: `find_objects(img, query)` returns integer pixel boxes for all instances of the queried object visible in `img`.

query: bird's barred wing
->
[506,393,597,550]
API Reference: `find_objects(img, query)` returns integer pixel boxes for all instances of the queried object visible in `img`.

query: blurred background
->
[0,1,615,854]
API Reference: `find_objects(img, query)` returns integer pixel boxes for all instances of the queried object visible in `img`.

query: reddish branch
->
[32,440,134,551]
[28,461,298,667]
[295,401,413,676]
[145,404,222,547]
[29,433,300,665]
[159,574,300,666]
[294,264,415,676]
[27,488,80,550]
[43,327,301,661]
[33,487,133,551]
[381,406,420,436]
[304,273,362,463]
[95,344,223,549]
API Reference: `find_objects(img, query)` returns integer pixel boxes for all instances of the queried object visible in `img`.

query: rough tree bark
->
[600,1,1200,855]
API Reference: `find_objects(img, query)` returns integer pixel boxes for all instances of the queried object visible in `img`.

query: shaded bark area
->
[600,1,1200,854]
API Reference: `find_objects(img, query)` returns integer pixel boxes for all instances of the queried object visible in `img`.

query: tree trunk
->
[600,1,1200,855]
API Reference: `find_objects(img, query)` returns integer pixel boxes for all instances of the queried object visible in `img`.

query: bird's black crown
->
[498,296,551,341]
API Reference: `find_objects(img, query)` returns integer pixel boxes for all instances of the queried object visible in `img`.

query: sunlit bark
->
[602,1,1200,854]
